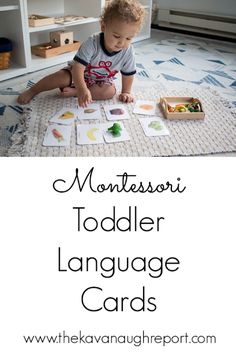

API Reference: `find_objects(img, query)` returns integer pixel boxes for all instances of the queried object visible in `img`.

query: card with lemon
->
[76,123,105,145]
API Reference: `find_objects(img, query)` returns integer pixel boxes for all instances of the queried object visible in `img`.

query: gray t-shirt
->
[73,32,136,83]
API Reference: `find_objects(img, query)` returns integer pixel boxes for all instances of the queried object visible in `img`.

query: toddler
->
[18,0,145,107]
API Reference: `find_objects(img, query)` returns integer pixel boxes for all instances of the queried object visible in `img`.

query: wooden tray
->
[29,15,55,27]
[160,96,205,120]
[31,41,81,58]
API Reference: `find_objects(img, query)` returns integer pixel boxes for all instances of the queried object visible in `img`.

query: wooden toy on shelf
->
[31,41,80,58]
[50,31,74,47]
[28,14,55,27]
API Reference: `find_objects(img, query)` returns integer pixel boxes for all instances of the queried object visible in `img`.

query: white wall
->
[153,0,236,17]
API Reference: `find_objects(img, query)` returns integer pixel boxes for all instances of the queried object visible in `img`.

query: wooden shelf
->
[1,0,152,81]
[0,5,19,12]
[28,17,98,33]
[30,51,77,71]
[0,65,27,82]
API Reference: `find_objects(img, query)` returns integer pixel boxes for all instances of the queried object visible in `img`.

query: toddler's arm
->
[119,75,135,103]
[72,62,92,107]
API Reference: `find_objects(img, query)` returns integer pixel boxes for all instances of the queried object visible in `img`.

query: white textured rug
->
[2,33,236,156]
[7,80,236,157]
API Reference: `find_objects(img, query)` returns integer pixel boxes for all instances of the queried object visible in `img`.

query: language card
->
[77,103,102,120]
[49,108,77,125]
[139,117,170,136]
[103,122,130,143]
[76,123,105,145]
[103,104,130,121]
[42,124,71,146]
[133,99,157,115]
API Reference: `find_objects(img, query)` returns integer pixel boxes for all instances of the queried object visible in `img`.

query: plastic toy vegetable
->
[188,99,201,112]
[167,99,201,113]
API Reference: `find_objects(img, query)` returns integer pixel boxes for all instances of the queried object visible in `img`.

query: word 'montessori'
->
[53,167,186,194]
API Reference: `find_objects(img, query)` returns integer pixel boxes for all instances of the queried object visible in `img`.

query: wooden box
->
[50,31,74,47]
[160,96,205,120]
[31,41,80,58]
[28,15,55,27]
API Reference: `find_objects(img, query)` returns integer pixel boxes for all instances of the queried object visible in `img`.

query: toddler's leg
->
[89,83,116,101]
[60,83,116,99]
[60,86,78,97]
[17,69,71,104]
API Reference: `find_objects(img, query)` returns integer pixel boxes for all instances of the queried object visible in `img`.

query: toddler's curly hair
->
[101,0,145,29]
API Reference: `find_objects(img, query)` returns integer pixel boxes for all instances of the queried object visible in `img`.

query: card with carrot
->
[43,124,71,146]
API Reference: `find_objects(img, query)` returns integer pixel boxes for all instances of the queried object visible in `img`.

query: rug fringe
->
[0,146,8,157]
[7,108,32,157]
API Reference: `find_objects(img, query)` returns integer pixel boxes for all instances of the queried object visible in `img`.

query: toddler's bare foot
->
[60,87,77,97]
[17,89,36,104]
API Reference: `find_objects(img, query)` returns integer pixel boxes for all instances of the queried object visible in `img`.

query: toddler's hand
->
[119,92,134,103]
[78,88,92,107]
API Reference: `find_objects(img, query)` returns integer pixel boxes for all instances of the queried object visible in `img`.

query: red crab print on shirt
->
[86,61,118,80]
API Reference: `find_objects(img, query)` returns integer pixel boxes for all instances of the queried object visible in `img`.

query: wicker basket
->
[0,52,11,70]
[0,38,13,70]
